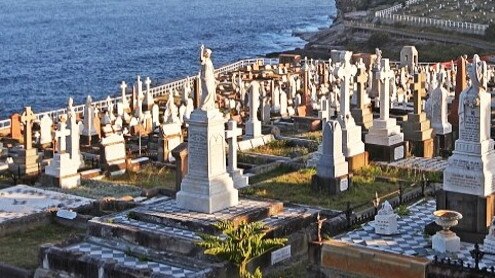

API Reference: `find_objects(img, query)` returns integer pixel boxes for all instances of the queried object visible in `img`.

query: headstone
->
[245,81,262,139]
[402,71,434,158]
[280,89,288,118]
[425,71,453,156]
[158,123,183,162]
[334,51,366,171]
[81,96,99,145]
[134,75,144,119]
[176,45,238,213]
[44,117,81,188]
[39,115,53,146]
[311,120,352,194]
[143,77,154,111]
[351,64,373,131]
[10,113,22,141]
[120,81,130,113]
[365,59,406,162]
[374,201,398,235]
[439,55,495,242]
[99,133,126,175]
[449,56,468,138]
[9,107,39,176]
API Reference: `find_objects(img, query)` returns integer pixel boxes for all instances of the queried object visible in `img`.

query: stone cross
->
[335,52,357,119]
[225,120,243,173]
[145,77,151,92]
[355,67,368,109]
[55,117,71,153]
[377,59,394,120]
[20,107,36,150]
[411,71,426,115]
[120,81,129,109]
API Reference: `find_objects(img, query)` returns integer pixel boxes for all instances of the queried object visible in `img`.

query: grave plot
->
[0,184,93,229]
[333,199,495,269]
[40,197,317,277]
[241,164,430,211]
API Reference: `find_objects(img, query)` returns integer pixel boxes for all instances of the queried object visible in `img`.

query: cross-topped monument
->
[365,58,406,162]
[377,59,394,121]
[335,52,357,127]
[333,51,366,170]
[351,64,373,131]
[225,120,249,188]
[55,117,71,153]
[403,70,433,158]
[20,107,36,150]
[411,71,426,115]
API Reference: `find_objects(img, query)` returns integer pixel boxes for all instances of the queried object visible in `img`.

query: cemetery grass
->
[104,165,176,191]
[246,140,317,158]
[241,165,419,210]
[55,179,143,199]
[0,223,83,270]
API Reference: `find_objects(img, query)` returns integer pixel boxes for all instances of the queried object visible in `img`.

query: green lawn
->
[246,140,317,158]
[242,165,422,211]
[0,223,84,270]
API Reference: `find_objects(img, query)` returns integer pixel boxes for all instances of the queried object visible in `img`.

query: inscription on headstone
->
[394,146,404,160]
[271,245,291,265]
[340,178,349,191]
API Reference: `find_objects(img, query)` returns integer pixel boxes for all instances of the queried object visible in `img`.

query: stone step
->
[40,237,214,278]
[88,210,203,256]
[128,198,285,235]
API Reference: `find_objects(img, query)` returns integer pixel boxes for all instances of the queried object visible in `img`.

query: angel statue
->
[199,45,217,111]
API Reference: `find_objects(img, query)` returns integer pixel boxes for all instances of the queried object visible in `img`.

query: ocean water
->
[0,0,335,118]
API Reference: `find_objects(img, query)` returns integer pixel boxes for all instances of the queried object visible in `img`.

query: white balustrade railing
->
[0,58,278,131]
[377,13,488,35]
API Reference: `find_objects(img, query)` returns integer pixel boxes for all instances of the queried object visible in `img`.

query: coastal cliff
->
[278,0,487,62]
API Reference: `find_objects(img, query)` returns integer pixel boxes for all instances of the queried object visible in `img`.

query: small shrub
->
[367,32,390,49]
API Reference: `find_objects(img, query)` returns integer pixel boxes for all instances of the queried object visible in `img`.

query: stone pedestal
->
[347,152,369,173]
[176,109,238,213]
[374,213,398,235]
[44,153,81,189]
[366,141,406,163]
[351,107,373,132]
[436,190,495,243]
[9,148,39,176]
[402,113,433,158]
[158,123,183,163]
[99,134,126,176]
[245,121,262,139]
[408,138,434,159]
[432,231,461,253]
[171,142,188,193]
[434,133,453,158]
[311,174,352,195]
[230,169,249,189]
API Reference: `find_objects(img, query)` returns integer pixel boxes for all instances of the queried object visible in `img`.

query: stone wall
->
[319,240,429,278]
